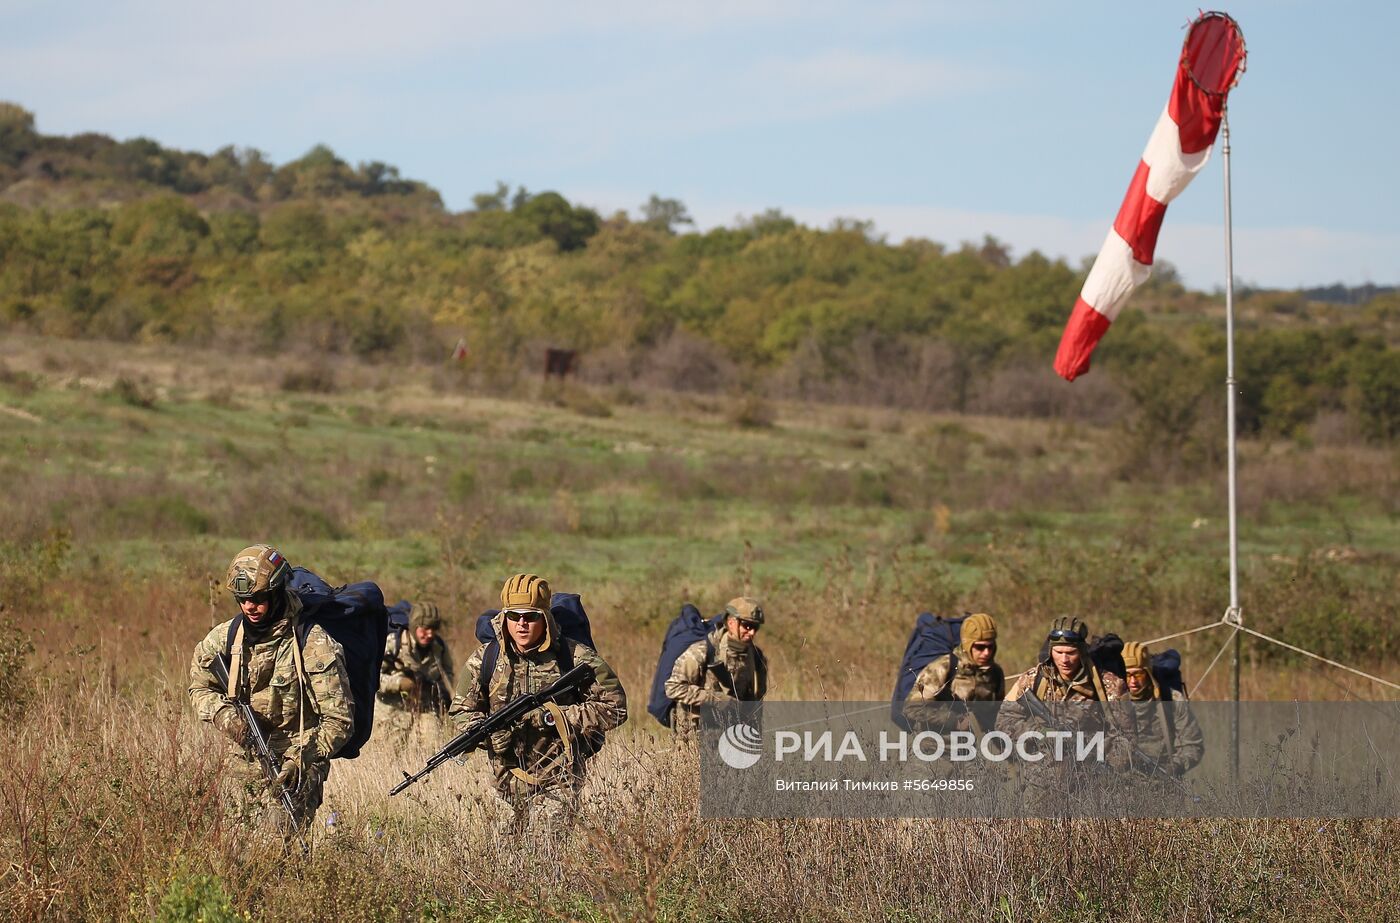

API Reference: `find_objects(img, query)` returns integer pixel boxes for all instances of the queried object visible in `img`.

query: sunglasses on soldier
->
[1047,629,1084,644]
[504,610,543,623]
[735,619,761,632]
[236,589,276,606]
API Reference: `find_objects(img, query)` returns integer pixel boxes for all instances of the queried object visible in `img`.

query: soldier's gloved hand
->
[394,674,416,694]
[276,746,315,791]
[212,707,248,746]
[487,728,514,754]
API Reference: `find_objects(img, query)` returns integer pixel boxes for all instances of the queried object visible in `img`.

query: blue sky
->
[2,1,1395,290]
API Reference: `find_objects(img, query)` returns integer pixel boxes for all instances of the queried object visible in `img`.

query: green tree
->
[640,194,693,233]
[1347,348,1400,442]
[472,181,510,211]
[517,191,600,252]
[0,102,37,168]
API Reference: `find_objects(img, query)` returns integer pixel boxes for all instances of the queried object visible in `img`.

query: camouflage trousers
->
[223,752,329,837]
[492,782,581,844]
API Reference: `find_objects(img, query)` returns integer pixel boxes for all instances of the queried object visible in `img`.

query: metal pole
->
[1222,108,1242,778]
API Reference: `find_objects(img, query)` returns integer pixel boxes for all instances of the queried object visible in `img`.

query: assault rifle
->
[1020,688,1182,785]
[389,662,594,796]
[209,653,306,848]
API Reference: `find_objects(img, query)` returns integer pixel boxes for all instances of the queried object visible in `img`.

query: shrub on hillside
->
[279,364,338,393]
[728,393,774,429]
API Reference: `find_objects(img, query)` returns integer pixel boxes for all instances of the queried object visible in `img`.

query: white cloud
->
[0,0,972,130]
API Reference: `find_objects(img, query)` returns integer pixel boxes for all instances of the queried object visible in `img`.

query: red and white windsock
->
[1054,12,1246,382]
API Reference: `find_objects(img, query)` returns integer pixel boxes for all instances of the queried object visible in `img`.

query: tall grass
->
[4,679,1397,920]
[1,336,1398,919]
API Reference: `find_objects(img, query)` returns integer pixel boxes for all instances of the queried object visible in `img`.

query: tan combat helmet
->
[225,544,292,599]
[500,573,551,613]
[724,597,764,625]
[1121,641,1158,696]
[958,612,997,658]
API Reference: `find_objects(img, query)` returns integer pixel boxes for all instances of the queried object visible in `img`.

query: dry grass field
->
[1,334,1397,921]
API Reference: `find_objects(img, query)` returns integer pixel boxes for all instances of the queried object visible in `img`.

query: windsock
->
[1054,12,1246,381]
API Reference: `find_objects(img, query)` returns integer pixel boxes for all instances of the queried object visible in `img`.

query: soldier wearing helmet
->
[902,612,1005,733]
[1003,617,1126,708]
[187,545,353,834]
[664,597,769,736]
[447,574,627,833]
[997,617,1131,807]
[1116,641,1204,778]
[379,601,457,724]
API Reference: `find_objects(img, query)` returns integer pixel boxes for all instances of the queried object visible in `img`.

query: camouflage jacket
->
[379,629,456,711]
[1116,688,1205,776]
[902,654,1005,732]
[664,627,768,735]
[998,661,1129,763]
[448,608,627,797]
[188,592,354,763]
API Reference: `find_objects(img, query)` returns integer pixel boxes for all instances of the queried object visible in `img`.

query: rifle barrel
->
[387,661,594,796]
[210,653,306,847]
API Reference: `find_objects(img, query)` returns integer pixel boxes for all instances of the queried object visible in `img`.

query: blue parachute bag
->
[475,592,596,691]
[287,567,389,760]
[647,603,725,727]
[387,599,412,633]
[890,612,967,730]
[1151,648,1186,698]
[382,599,413,666]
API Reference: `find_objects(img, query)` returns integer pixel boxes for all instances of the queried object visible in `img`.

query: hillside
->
[3,101,1399,447]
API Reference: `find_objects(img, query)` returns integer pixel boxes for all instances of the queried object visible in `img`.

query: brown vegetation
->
[1,336,1397,920]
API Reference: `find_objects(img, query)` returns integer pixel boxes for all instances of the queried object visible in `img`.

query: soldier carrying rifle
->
[188,545,353,837]
[997,617,1130,811]
[378,601,456,733]
[447,574,627,834]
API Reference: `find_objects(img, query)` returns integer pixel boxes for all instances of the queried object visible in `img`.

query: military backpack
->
[224,566,389,760]
[646,603,732,727]
[890,612,969,729]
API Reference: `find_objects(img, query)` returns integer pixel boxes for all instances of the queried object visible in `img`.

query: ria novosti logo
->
[716,724,1111,769]
[717,723,764,769]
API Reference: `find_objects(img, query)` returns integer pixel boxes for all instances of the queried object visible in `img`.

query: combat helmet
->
[410,601,443,630]
[225,544,292,599]
[1046,616,1089,648]
[500,573,551,613]
[724,597,765,626]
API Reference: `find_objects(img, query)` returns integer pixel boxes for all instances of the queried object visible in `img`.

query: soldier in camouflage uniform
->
[902,612,1005,733]
[1002,617,1127,713]
[998,617,1130,810]
[188,545,353,834]
[448,574,627,833]
[379,601,456,728]
[1116,641,1204,778]
[664,597,769,736]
